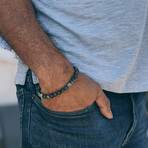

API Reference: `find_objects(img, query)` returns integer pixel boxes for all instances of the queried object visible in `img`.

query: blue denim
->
[16,70,148,148]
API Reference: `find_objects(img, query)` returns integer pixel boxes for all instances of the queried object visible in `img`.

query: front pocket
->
[32,94,97,117]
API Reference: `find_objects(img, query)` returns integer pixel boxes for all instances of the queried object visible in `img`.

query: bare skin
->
[0,0,113,119]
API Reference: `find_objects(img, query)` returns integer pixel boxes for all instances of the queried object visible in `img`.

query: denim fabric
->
[16,70,148,148]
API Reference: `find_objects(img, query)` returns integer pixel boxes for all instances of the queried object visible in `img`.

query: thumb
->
[95,89,113,119]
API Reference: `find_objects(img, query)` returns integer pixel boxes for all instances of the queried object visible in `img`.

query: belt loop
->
[25,69,32,84]
[26,76,30,83]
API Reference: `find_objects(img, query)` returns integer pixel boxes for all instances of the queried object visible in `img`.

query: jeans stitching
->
[121,94,137,147]
[16,87,24,148]
[28,92,33,145]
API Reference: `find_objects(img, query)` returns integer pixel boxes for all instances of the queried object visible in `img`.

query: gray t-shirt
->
[1,0,148,93]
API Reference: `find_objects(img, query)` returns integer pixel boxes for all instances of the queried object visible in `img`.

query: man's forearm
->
[0,0,73,92]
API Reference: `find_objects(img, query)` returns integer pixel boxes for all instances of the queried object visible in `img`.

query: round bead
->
[50,94,54,98]
[61,88,64,92]
[71,77,75,81]
[74,74,77,78]
[67,83,71,87]
[57,91,61,95]
[53,93,57,97]
[42,95,45,98]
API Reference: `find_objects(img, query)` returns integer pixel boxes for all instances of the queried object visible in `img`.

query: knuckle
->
[105,99,110,107]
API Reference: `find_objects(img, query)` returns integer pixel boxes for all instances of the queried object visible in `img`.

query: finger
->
[95,89,113,119]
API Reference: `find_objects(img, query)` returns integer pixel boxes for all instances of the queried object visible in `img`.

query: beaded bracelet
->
[37,66,79,99]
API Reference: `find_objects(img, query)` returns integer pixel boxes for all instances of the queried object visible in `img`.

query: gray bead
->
[50,94,54,98]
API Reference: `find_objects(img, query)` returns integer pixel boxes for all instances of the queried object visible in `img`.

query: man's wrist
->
[37,61,74,94]
[37,67,79,99]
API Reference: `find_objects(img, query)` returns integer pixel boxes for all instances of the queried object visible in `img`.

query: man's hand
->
[0,0,113,119]
[40,72,113,119]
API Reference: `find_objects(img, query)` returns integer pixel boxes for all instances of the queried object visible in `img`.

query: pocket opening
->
[32,94,97,117]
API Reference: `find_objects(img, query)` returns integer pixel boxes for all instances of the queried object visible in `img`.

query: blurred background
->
[0,48,148,148]
[0,49,20,148]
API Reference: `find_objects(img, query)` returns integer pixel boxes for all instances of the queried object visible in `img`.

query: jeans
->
[16,70,148,148]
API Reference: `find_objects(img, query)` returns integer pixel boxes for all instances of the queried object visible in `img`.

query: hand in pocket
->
[40,73,113,119]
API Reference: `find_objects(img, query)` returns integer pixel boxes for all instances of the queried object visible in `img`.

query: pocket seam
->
[32,94,96,117]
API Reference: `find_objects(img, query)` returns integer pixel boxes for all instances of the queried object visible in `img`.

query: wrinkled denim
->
[16,70,148,148]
